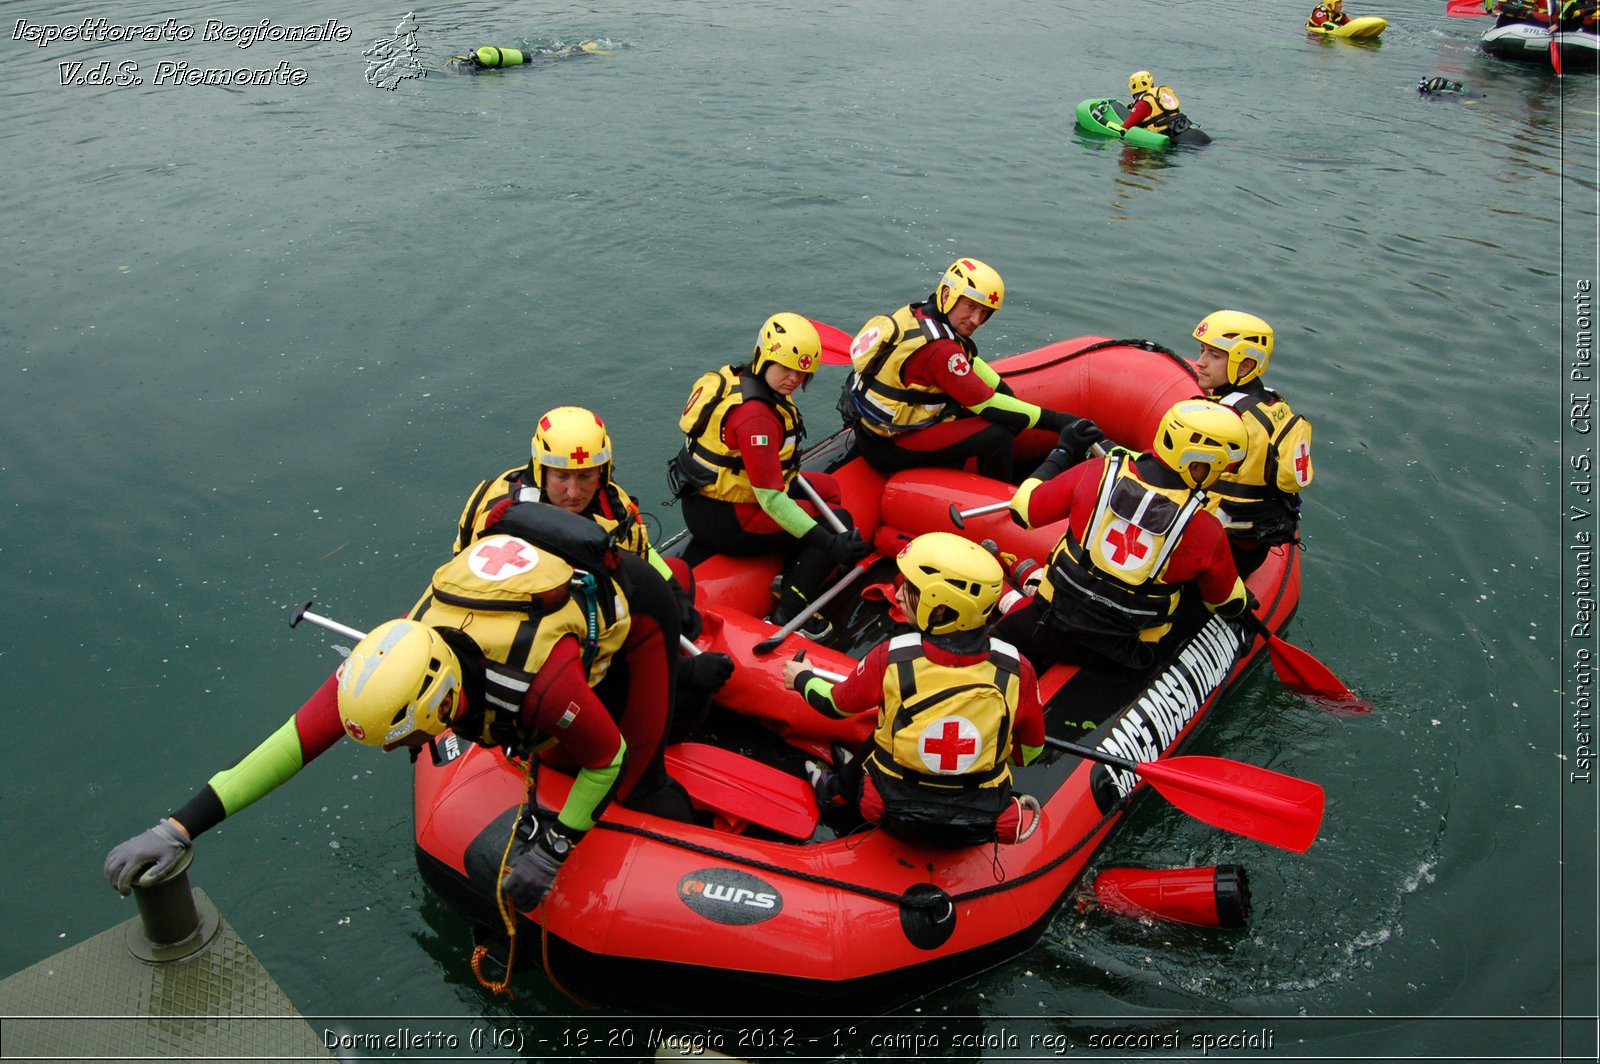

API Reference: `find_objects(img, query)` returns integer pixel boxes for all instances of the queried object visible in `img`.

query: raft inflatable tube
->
[1481,20,1600,69]
[1307,15,1387,37]
[412,337,1303,1013]
[1074,97,1212,149]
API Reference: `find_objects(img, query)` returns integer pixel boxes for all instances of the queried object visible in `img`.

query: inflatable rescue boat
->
[411,337,1315,1013]
[1074,98,1212,149]
[1306,15,1388,37]
[1480,17,1600,68]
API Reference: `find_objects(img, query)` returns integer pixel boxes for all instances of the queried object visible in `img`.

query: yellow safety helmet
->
[1193,310,1275,386]
[1129,70,1155,96]
[1152,400,1249,491]
[896,532,1005,636]
[935,257,1005,317]
[336,619,461,748]
[533,406,614,483]
[751,312,822,375]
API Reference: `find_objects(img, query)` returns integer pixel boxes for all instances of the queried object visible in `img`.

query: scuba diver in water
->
[1418,76,1471,96]
[449,40,609,72]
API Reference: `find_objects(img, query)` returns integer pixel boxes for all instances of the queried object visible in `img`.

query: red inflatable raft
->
[412,337,1309,1013]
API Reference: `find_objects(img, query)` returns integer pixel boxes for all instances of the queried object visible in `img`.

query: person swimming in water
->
[449,39,609,72]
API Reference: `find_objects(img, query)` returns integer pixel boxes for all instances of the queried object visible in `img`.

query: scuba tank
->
[470,46,530,68]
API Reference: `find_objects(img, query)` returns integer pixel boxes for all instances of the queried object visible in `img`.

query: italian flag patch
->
[750,434,769,447]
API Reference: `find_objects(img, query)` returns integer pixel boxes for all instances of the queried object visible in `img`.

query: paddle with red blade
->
[665,742,820,839]
[808,319,855,365]
[1237,610,1370,714]
[1445,0,1492,15]
[1045,736,1324,853]
[801,658,1324,852]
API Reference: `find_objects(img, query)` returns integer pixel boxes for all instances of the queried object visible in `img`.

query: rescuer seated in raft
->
[995,400,1254,674]
[837,257,1103,484]
[104,504,692,914]
[453,405,734,733]
[1189,311,1313,577]
[782,533,1045,848]
[672,312,869,641]
[1121,70,1195,137]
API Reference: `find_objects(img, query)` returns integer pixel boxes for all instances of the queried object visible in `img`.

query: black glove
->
[105,820,190,896]
[805,524,869,566]
[683,651,735,694]
[1056,417,1106,462]
[1214,587,1259,620]
[671,579,702,642]
[501,826,581,910]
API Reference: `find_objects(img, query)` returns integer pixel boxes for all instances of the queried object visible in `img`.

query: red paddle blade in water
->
[1262,633,1372,714]
[1137,754,1326,854]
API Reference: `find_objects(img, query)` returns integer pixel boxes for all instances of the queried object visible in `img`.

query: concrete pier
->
[0,852,331,1062]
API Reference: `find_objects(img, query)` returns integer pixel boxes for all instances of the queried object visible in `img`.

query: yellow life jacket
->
[674,365,803,504]
[867,632,1022,791]
[1211,387,1312,543]
[1131,85,1181,131]
[842,303,975,438]
[1039,454,1207,642]
[408,533,631,686]
[453,466,651,558]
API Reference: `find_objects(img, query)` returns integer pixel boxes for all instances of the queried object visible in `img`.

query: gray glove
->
[105,820,190,896]
[501,827,578,910]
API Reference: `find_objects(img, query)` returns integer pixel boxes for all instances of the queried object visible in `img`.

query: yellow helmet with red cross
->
[751,312,822,375]
[336,619,460,748]
[935,258,1005,317]
[532,406,614,484]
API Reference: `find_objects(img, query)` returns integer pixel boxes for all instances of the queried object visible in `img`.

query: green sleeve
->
[646,544,674,582]
[968,388,1045,431]
[205,715,310,820]
[971,357,1003,389]
[753,484,819,539]
[796,671,843,716]
[557,743,624,833]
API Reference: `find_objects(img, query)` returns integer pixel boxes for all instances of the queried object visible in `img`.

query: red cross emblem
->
[1103,520,1151,568]
[471,537,535,578]
[985,290,1001,307]
[568,444,591,465]
[947,352,971,376]
[797,352,815,371]
[921,718,979,773]
[1293,441,1311,486]
[1195,321,1209,337]
[850,327,879,359]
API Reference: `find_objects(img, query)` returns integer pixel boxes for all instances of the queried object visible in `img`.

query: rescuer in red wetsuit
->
[105,511,688,912]
[784,533,1045,847]
[838,258,1102,484]
[674,312,869,638]
[996,400,1252,673]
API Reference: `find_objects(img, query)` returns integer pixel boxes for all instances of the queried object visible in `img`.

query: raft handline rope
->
[591,794,1126,910]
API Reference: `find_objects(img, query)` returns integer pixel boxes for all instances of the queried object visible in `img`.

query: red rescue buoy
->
[1091,865,1251,928]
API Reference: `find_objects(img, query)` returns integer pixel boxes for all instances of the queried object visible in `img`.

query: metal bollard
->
[125,847,220,963]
